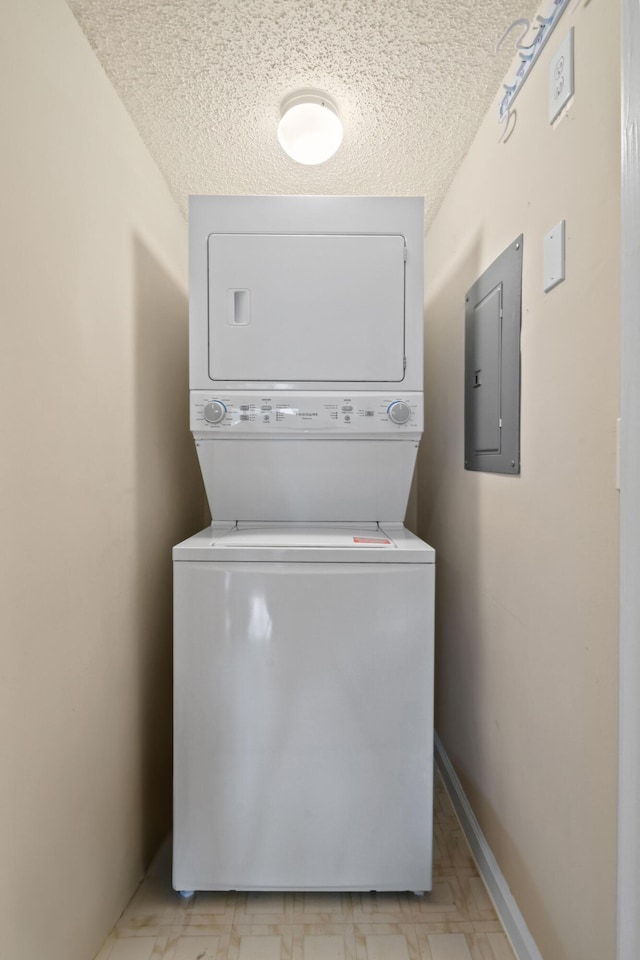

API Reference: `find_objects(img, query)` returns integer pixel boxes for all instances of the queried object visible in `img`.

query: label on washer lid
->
[353,536,392,545]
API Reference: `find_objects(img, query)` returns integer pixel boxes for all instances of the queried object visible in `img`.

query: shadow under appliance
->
[173,196,435,894]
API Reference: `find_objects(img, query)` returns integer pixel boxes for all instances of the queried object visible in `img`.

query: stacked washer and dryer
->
[173,196,435,896]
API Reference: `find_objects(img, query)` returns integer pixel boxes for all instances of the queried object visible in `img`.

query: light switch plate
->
[543,220,566,292]
[549,27,575,124]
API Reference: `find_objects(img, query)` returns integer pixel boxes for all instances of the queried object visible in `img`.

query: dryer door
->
[207,233,406,383]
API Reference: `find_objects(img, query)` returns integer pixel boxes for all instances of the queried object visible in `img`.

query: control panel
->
[191,391,423,434]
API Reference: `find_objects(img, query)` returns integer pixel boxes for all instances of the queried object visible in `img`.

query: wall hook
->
[497,0,572,122]
[495,17,532,53]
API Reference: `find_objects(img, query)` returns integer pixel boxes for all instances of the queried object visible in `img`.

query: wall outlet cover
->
[543,220,566,292]
[549,27,575,124]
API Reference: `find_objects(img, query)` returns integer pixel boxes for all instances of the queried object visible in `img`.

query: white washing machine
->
[173,523,434,892]
[173,197,435,894]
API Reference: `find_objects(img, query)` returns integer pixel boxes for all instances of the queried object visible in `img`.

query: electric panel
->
[465,236,523,474]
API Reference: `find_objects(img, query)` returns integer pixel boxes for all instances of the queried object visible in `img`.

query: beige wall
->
[418,3,620,959]
[0,2,204,959]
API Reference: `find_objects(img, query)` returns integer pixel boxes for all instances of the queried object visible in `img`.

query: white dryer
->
[173,196,435,894]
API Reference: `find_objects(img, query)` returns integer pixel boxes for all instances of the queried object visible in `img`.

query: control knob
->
[203,400,227,424]
[387,400,412,425]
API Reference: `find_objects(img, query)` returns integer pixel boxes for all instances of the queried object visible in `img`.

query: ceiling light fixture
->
[277,90,343,165]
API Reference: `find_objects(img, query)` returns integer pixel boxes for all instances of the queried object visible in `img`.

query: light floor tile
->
[427,933,473,960]
[235,893,295,924]
[431,841,447,873]
[294,893,353,923]
[460,877,498,924]
[185,892,237,923]
[302,934,347,960]
[433,801,457,830]
[450,834,476,870]
[363,934,412,960]
[235,934,284,960]
[117,878,182,929]
[291,923,356,960]
[180,920,234,936]
[485,933,516,960]
[106,937,161,960]
[354,925,421,960]
[247,894,286,914]
[468,880,492,914]
[460,921,503,935]
[228,926,296,960]
[409,879,463,921]
[432,825,455,873]
[172,935,221,959]
[352,893,414,923]
[115,924,190,940]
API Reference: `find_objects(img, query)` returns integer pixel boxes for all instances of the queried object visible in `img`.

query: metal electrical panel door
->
[207,233,406,382]
[464,236,523,474]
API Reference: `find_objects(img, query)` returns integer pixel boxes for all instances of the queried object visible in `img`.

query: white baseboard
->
[434,732,543,960]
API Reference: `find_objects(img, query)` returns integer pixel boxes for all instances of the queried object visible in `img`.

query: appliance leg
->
[178,890,195,899]
[412,891,425,897]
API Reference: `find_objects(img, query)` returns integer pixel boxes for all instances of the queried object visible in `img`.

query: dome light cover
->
[277,91,343,165]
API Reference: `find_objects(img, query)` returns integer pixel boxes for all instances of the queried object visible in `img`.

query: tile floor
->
[95,773,516,960]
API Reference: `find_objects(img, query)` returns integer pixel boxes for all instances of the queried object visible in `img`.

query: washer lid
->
[212,524,397,550]
[174,523,435,563]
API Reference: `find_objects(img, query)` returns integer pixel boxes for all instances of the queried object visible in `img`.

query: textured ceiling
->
[67,0,541,222]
